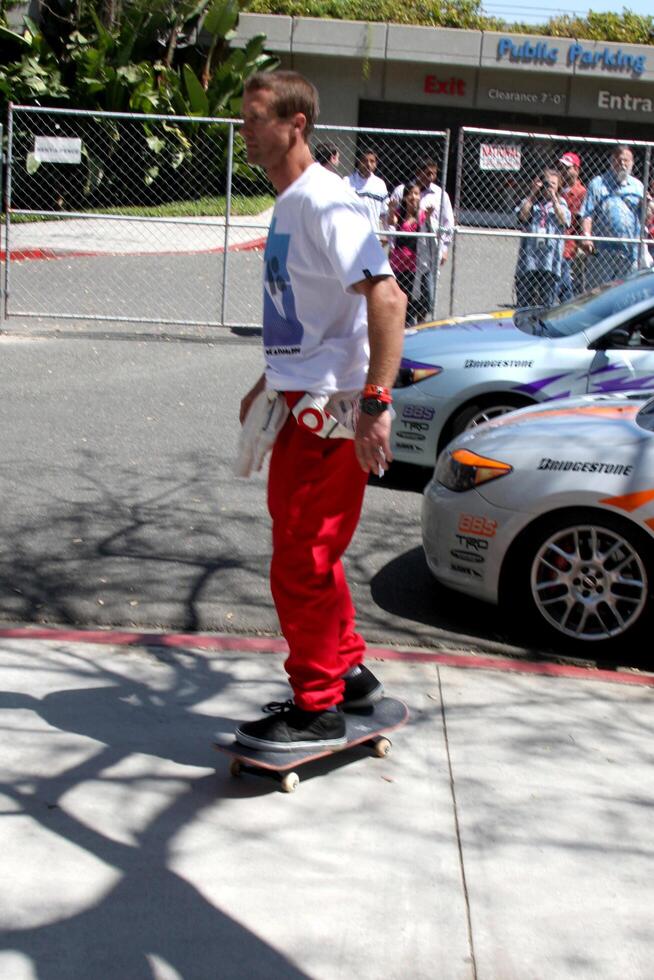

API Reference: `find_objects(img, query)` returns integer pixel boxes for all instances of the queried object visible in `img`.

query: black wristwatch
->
[360,396,389,416]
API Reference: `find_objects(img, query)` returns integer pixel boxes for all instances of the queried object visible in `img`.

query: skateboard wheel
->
[229,759,242,778]
[373,737,392,758]
[281,772,300,794]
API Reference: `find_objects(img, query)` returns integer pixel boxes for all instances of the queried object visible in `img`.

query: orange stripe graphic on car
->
[412,311,513,332]
[484,403,641,429]
[600,489,654,512]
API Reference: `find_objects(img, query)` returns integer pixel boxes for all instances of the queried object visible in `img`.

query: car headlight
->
[435,448,513,492]
[394,358,442,388]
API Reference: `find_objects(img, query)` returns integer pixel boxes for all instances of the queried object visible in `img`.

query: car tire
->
[505,509,653,656]
[440,396,532,453]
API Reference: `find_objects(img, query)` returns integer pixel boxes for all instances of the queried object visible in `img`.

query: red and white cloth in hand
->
[234,389,363,478]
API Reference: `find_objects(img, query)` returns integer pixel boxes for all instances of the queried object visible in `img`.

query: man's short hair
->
[418,157,438,171]
[612,143,633,159]
[357,147,377,162]
[244,70,319,139]
[315,141,338,166]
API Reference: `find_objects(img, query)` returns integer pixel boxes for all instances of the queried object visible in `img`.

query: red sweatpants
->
[268,408,369,711]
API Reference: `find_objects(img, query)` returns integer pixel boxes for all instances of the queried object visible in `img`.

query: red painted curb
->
[0,248,100,262]
[0,626,651,688]
[0,237,267,263]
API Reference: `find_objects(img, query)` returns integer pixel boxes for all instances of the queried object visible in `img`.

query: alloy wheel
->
[530,523,648,641]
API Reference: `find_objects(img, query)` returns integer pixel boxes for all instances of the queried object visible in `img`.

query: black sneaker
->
[235,700,346,752]
[342,664,384,709]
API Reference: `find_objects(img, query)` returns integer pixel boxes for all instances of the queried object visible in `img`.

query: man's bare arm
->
[580,215,594,253]
[352,274,407,474]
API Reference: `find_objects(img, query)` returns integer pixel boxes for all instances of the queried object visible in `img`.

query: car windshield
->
[515,271,654,339]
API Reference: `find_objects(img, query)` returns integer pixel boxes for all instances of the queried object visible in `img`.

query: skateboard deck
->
[214,697,409,793]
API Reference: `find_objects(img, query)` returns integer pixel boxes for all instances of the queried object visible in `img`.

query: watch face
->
[361,398,387,416]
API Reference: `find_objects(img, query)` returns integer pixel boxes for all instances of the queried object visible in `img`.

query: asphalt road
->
[4,232,521,326]
[0,317,545,659]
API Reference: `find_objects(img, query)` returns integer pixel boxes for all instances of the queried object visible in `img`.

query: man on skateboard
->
[236,71,406,752]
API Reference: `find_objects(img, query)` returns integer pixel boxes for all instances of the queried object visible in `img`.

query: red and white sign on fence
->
[479,143,522,171]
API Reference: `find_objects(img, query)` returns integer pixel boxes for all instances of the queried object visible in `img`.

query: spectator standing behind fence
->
[388,158,454,266]
[556,151,586,301]
[387,182,435,325]
[579,145,644,288]
[388,158,454,320]
[343,148,388,231]
[515,167,570,309]
[315,140,340,173]
[646,179,654,265]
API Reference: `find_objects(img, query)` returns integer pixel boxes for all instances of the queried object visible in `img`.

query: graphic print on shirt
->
[263,218,304,355]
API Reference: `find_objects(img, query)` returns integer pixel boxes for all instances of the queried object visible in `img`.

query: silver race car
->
[422,390,654,653]
[393,270,654,469]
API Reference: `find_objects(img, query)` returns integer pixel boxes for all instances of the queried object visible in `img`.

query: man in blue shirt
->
[580,145,644,289]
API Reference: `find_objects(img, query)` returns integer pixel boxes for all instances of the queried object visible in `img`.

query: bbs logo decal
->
[458,514,497,537]
[402,405,435,421]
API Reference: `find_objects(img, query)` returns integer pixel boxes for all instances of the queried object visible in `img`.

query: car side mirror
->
[595,327,631,349]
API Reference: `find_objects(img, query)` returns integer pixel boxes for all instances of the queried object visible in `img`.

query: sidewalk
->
[1,629,652,979]
[0,210,272,259]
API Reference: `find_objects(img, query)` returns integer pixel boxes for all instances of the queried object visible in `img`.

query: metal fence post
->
[3,108,12,322]
[639,146,652,270]
[449,126,466,317]
[431,128,451,319]
[220,120,235,328]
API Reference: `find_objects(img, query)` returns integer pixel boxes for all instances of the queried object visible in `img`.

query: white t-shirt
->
[343,170,388,230]
[262,163,393,395]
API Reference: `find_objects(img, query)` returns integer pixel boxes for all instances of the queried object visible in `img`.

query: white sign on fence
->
[479,143,521,171]
[33,136,82,164]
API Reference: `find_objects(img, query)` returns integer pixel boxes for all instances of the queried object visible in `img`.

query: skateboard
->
[214,697,409,793]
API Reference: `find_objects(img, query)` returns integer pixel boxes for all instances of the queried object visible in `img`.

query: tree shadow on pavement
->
[0,452,277,635]
[0,642,309,980]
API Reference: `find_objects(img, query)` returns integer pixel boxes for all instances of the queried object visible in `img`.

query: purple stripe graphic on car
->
[589,363,622,375]
[543,390,572,401]
[590,374,654,393]
[400,357,442,371]
[512,372,571,396]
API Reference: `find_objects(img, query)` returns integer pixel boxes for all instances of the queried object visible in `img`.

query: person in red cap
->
[557,151,586,301]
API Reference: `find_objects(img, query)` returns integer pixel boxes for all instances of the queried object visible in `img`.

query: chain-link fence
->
[451,127,654,315]
[5,106,238,324]
[3,105,450,327]
[6,108,654,327]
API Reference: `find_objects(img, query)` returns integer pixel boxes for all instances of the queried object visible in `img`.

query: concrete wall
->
[234,13,654,132]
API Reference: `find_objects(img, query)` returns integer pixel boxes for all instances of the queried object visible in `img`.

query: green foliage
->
[245,0,653,41]
[0,18,68,104]
[0,0,279,116]
[544,11,653,43]
[0,0,279,206]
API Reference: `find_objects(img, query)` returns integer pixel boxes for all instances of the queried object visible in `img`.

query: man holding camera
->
[514,167,570,309]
